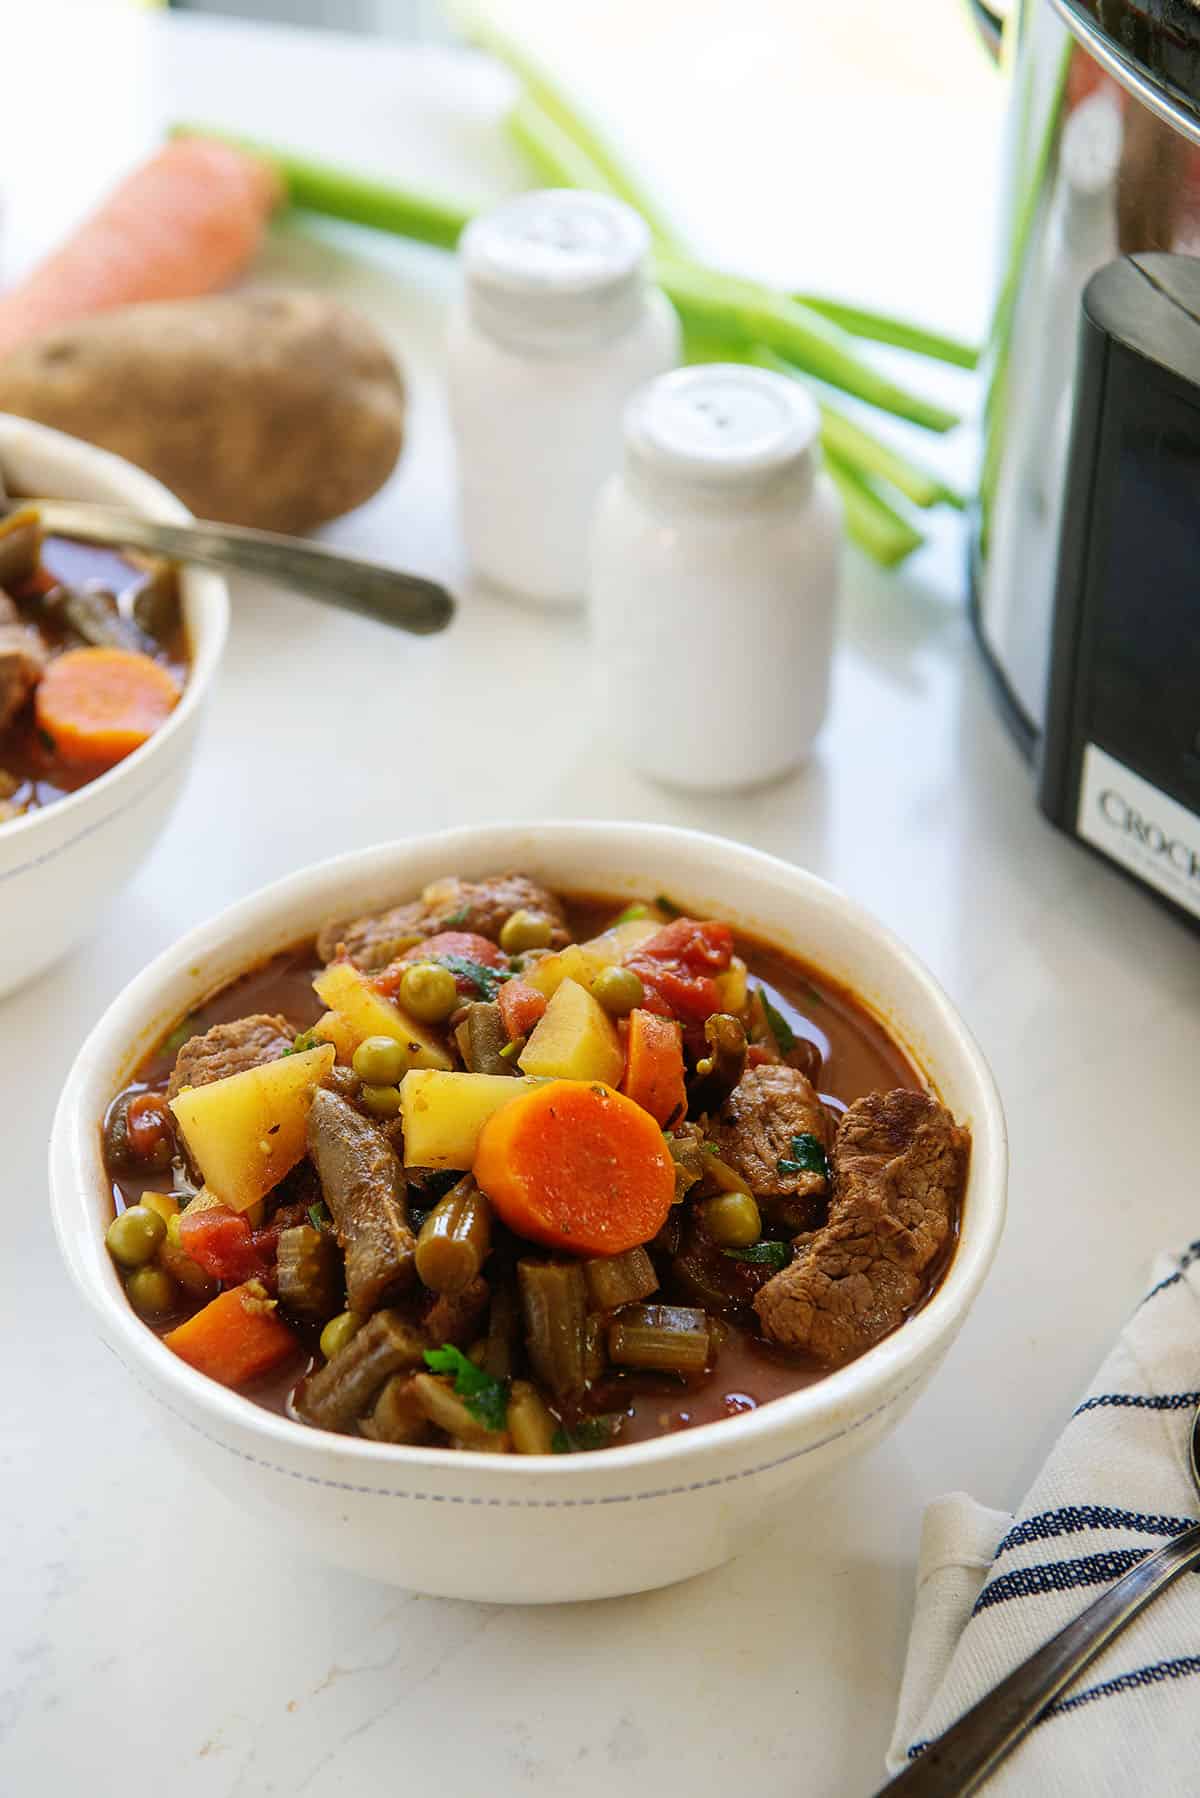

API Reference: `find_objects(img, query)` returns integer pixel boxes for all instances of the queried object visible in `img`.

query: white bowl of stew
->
[0,413,229,997]
[50,823,1006,1603]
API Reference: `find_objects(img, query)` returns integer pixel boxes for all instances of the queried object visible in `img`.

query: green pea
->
[352,1036,410,1085]
[591,965,645,1017]
[499,909,553,954]
[700,1190,762,1249]
[105,1204,167,1269]
[360,1082,404,1119]
[320,1310,362,1361]
[126,1265,177,1316]
[398,961,458,1023]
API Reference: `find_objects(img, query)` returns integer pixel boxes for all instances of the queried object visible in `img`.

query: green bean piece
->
[499,909,554,954]
[518,1259,593,1400]
[584,1314,606,1383]
[415,1176,492,1296]
[482,1270,520,1379]
[352,1035,411,1085]
[364,1375,430,1445]
[398,961,458,1023]
[583,1245,659,1311]
[607,1304,712,1376]
[410,1372,509,1444]
[126,1265,177,1316]
[699,1191,762,1250]
[461,1002,513,1076]
[319,1309,362,1363]
[590,965,645,1017]
[299,1310,425,1433]
[276,1224,344,1323]
[106,1205,166,1270]
[508,1380,558,1455]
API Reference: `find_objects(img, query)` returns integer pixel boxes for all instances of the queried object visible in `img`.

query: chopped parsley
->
[435,955,511,1001]
[552,1415,622,1454]
[654,893,682,918]
[758,987,796,1055]
[723,1240,792,1271]
[282,1030,319,1057]
[440,908,470,927]
[613,902,651,925]
[423,1343,509,1432]
[307,1201,331,1232]
[777,1133,830,1179]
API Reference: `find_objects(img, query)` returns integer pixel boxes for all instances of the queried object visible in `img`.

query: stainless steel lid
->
[1057,1,1200,142]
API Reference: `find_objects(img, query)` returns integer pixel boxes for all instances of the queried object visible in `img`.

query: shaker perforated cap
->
[623,364,820,489]
[461,190,652,347]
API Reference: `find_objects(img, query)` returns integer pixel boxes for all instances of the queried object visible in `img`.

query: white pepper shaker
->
[446,189,680,606]
[589,364,842,791]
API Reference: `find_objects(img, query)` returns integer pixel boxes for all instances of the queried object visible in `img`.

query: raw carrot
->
[35,647,181,768]
[473,1079,674,1256]
[0,138,281,356]
[497,978,548,1041]
[162,1281,297,1387]
[621,1009,686,1127]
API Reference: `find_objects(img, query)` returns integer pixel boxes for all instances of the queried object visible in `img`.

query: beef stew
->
[0,505,186,823]
[101,874,970,1454]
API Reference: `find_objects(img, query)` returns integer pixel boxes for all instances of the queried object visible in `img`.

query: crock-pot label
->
[1077,743,1200,921]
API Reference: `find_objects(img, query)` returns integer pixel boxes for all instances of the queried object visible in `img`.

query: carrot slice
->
[35,647,181,768]
[163,1281,297,1388]
[473,1079,675,1256]
[621,1009,687,1127]
[0,138,281,355]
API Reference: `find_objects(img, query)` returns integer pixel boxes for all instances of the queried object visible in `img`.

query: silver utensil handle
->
[876,1524,1200,1796]
[35,500,454,637]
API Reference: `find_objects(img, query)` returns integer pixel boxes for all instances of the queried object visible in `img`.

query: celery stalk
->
[816,402,965,510]
[823,450,924,566]
[795,296,979,371]
[506,94,616,195]
[171,122,474,250]
[449,4,683,250]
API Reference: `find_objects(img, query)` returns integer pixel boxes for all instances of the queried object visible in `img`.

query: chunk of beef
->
[754,1089,969,1367]
[166,1013,293,1101]
[307,1088,416,1314]
[0,622,46,731]
[710,1064,835,1199]
[317,872,569,968]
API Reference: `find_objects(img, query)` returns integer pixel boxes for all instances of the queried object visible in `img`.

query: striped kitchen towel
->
[886,1240,1200,1793]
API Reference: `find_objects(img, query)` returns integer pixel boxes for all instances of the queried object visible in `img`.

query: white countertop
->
[4,8,1199,1796]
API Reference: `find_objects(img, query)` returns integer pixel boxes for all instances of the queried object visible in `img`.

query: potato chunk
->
[313,962,452,1070]
[169,1044,334,1213]
[523,920,660,999]
[400,1070,541,1170]
[518,978,624,1085]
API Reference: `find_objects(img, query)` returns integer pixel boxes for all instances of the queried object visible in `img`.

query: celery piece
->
[450,5,683,250]
[823,450,924,567]
[796,296,979,371]
[817,401,965,511]
[506,92,623,196]
[657,255,958,434]
[171,122,474,250]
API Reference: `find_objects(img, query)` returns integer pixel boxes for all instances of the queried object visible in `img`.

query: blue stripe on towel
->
[973,1548,1155,1613]
[1044,1655,1200,1718]
[905,1658,1200,1758]
[1141,1240,1200,1304]
[996,1506,1196,1557]
[1074,1391,1200,1417]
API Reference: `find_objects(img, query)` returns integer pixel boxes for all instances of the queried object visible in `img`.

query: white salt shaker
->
[590,364,842,791]
[446,190,680,605]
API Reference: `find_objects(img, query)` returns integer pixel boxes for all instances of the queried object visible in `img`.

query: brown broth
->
[106,891,951,1448]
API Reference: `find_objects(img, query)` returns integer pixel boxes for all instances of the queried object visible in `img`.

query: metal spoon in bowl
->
[877,1397,1200,1794]
[12,496,454,636]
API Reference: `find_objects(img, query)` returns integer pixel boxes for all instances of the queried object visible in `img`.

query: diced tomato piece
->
[374,931,509,1001]
[178,1206,276,1285]
[746,1044,776,1068]
[497,978,548,1040]
[625,918,735,1027]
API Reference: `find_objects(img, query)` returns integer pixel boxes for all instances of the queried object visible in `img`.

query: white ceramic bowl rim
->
[51,822,1007,1494]
[0,415,229,861]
